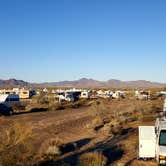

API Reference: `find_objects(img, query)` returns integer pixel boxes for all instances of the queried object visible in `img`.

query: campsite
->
[0,87,165,166]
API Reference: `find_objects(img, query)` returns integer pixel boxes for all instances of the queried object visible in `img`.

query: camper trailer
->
[18,89,36,99]
[80,90,92,99]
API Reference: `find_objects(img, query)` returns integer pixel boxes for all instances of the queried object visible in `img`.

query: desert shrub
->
[72,99,89,108]
[34,93,49,105]
[103,145,124,164]
[47,103,65,111]
[90,100,110,128]
[11,104,25,112]
[78,152,107,166]
[129,160,156,166]
[54,104,65,110]
[0,122,35,166]
[38,137,64,162]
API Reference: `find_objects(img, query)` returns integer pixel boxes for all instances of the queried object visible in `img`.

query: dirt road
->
[0,107,95,144]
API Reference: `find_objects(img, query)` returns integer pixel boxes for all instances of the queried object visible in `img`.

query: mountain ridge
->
[0,78,166,88]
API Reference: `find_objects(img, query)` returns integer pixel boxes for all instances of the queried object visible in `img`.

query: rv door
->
[139,126,156,158]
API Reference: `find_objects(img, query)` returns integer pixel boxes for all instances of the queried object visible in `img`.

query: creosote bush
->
[90,100,110,127]
[0,122,35,166]
[38,137,64,162]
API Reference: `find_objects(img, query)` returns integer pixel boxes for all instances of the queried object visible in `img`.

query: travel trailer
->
[0,88,36,99]
[80,90,92,99]
[18,89,36,99]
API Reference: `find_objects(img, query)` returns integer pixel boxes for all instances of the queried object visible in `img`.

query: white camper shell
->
[0,94,20,107]
[139,122,166,165]
[139,126,156,158]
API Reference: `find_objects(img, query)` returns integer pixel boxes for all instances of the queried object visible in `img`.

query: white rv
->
[80,91,91,99]
[135,90,150,100]
[112,91,125,99]
[58,92,75,102]
[18,89,36,99]
[0,94,20,107]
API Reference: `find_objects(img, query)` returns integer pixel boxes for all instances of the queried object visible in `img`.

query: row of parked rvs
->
[41,88,126,102]
[0,88,36,99]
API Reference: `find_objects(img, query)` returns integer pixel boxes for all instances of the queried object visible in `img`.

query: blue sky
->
[0,0,166,83]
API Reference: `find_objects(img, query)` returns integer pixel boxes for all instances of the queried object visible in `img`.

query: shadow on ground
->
[13,107,48,115]
[39,127,136,166]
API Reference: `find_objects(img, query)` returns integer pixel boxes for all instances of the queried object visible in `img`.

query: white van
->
[0,94,20,107]
[138,99,166,165]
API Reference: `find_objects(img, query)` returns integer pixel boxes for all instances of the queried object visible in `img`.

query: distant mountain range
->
[0,78,166,88]
[0,79,30,88]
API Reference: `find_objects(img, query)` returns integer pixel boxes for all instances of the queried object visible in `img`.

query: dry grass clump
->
[78,152,107,166]
[129,160,157,166]
[33,93,49,105]
[11,104,25,112]
[89,99,163,136]
[0,122,35,166]
[37,137,64,162]
[90,100,111,128]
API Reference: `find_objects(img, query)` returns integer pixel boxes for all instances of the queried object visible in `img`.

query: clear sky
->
[0,0,166,83]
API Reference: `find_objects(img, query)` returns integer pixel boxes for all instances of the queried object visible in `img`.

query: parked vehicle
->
[0,94,20,107]
[0,104,13,115]
[139,99,166,165]
[18,89,36,99]
[58,92,75,102]
[135,90,150,100]
[112,91,125,99]
[80,91,91,99]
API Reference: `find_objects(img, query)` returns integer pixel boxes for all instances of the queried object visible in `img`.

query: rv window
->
[159,130,166,146]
